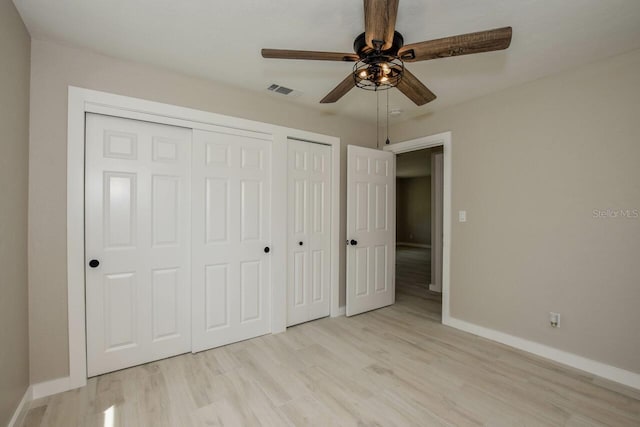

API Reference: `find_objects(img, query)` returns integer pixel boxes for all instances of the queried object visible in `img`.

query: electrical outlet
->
[459,210,467,222]
[549,312,561,328]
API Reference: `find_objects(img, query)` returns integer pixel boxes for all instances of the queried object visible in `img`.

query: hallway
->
[395,245,442,322]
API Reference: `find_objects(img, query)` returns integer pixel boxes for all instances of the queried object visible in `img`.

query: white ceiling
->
[13,0,640,124]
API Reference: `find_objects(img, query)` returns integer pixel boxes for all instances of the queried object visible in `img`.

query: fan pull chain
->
[385,90,390,145]
[376,90,380,149]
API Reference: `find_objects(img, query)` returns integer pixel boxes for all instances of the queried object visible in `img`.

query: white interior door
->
[346,145,395,316]
[191,129,272,353]
[287,139,332,326]
[85,114,191,377]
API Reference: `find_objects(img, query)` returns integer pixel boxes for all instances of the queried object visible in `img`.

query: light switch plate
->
[459,210,467,222]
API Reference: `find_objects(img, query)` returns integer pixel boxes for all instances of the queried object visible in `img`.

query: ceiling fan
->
[261,0,512,106]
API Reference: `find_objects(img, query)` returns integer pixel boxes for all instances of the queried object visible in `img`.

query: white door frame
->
[53,86,341,398]
[383,132,452,324]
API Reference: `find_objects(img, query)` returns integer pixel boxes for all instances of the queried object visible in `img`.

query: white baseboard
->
[8,386,32,427]
[330,305,346,318]
[31,376,73,400]
[428,283,442,293]
[444,316,640,391]
[396,242,431,249]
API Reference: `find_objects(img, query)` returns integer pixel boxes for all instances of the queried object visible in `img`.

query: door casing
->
[383,132,452,324]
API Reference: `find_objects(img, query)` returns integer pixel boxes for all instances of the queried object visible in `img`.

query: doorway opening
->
[395,147,443,321]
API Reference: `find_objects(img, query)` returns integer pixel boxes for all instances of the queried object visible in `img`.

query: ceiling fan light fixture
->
[353,57,403,91]
[261,0,512,106]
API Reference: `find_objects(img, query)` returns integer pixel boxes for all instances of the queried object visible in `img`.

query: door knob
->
[299,241,303,246]
[350,239,358,246]
[264,247,271,253]
[89,259,100,268]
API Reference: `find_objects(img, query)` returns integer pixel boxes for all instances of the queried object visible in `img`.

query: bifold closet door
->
[85,114,192,377]
[287,139,331,327]
[191,129,272,352]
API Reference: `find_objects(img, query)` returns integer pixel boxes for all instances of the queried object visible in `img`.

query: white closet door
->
[287,139,332,327]
[191,129,272,352]
[85,114,191,377]
[346,145,395,316]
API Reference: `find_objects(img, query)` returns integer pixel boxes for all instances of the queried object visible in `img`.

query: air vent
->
[275,86,293,95]
[266,84,301,97]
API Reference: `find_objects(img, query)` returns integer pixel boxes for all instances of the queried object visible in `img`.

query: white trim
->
[31,376,73,400]
[428,284,442,293]
[336,305,346,317]
[445,317,640,391]
[384,132,452,323]
[7,386,32,427]
[65,86,341,396]
[67,88,88,392]
[396,242,431,249]
[330,137,341,318]
[270,130,288,334]
[385,132,449,154]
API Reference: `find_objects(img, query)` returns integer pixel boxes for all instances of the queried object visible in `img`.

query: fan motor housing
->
[354,31,404,58]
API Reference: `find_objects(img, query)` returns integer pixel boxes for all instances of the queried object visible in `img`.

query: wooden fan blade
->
[364,0,399,50]
[396,68,436,106]
[261,49,359,62]
[399,26,512,62]
[320,74,356,103]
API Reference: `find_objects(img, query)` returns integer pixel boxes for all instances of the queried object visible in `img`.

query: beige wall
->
[391,49,640,374]
[0,0,31,424]
[28,39,376,383]
[28,38,640,385]
[396,176,431,245]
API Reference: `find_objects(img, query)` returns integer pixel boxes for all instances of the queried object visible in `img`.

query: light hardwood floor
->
[23,252,640,426]
[395,245,441,323]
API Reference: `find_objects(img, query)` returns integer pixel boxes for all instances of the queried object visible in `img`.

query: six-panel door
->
[346,145,396,316]
[85,114,192,376]
[287,139,332,326]
[191,129,272,352]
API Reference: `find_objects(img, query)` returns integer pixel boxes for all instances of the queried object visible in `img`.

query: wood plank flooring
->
[23,248,640,426]
[395,245,442,323]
